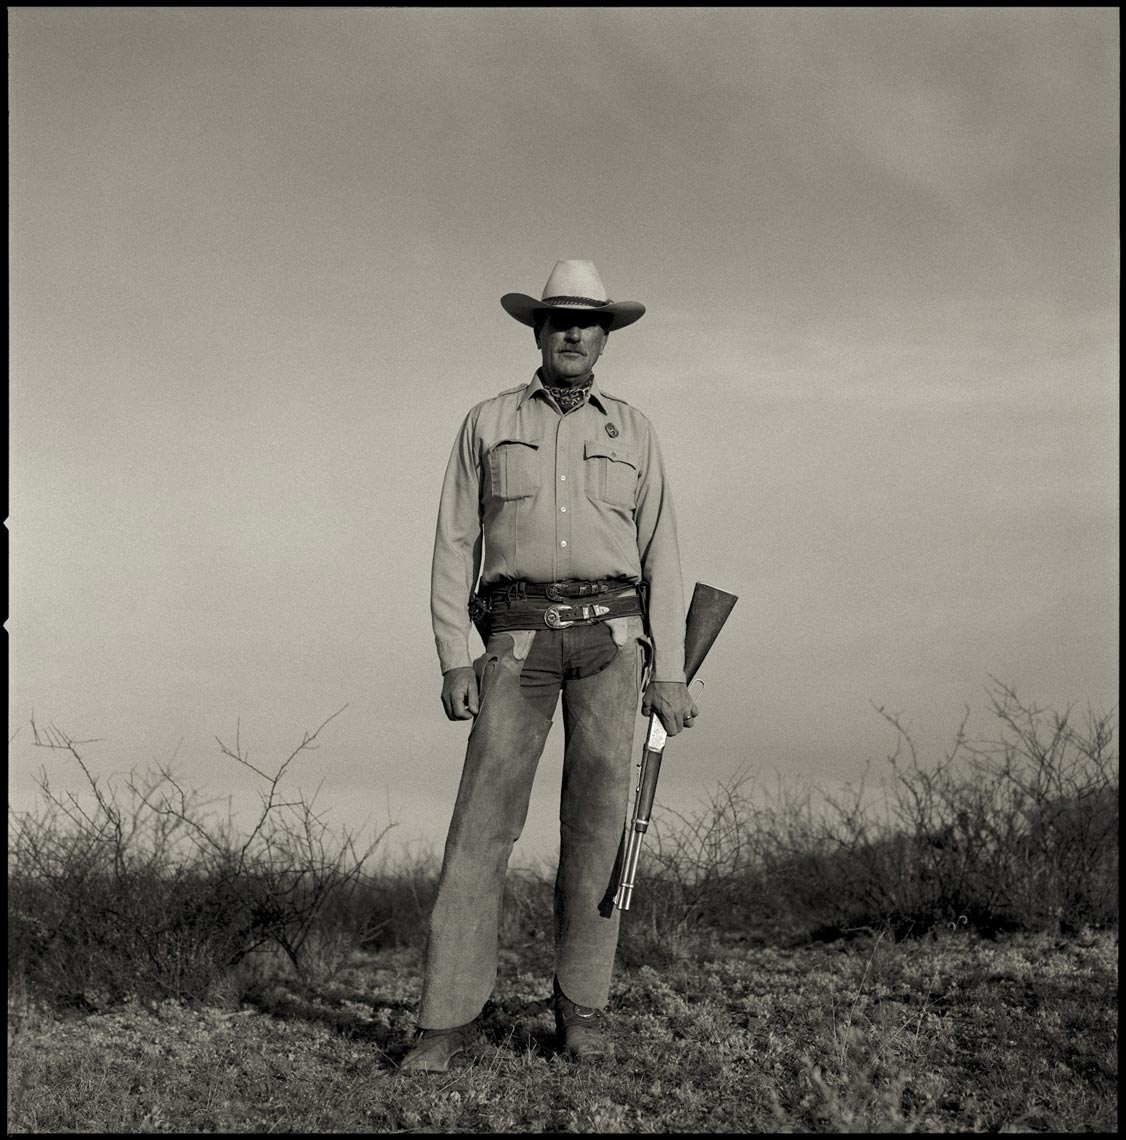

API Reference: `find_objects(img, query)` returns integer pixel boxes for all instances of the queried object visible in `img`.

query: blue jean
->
[419,615,648,1028]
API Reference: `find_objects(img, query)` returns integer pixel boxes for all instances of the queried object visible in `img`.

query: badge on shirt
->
[605,423,619,438]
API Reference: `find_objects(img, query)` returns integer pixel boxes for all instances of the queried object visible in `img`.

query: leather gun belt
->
[473,581,644,633]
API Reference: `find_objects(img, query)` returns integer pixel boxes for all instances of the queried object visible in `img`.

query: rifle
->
[613,582,739,911]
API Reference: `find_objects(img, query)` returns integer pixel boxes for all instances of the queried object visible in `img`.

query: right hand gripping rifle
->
[614,582,739,911]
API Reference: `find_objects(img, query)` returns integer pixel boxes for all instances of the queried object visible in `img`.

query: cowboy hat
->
[501,260,646,331]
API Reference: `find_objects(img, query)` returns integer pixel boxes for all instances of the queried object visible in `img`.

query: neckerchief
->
[543,378,592,414]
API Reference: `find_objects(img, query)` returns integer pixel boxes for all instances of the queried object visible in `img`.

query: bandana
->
[543,379,592,414]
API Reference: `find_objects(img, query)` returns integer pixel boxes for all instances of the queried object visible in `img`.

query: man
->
[400,260,697,1073]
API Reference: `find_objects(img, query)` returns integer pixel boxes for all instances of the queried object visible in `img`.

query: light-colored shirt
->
[431,371,687,682]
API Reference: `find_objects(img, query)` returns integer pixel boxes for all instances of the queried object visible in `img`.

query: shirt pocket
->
[487,435,543,501]
[583,439,639,509]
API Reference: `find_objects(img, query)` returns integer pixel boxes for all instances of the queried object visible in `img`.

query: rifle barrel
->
[613,829,642,910]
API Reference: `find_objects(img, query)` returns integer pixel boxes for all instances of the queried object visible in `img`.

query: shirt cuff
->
[650,652,687,685]
[437,637,474,674]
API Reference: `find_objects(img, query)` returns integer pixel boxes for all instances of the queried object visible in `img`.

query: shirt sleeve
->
[431,409,484,673]
[634,418,687,683]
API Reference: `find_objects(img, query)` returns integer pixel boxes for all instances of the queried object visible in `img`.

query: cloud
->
[838,75,1027,194]
[733,9,1115,200]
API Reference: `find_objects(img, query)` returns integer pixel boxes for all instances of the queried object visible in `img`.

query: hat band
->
[542,295,609,308]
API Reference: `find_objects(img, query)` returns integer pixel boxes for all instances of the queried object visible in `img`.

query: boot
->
[553,978,613,1061]
[397,1022,475,1073]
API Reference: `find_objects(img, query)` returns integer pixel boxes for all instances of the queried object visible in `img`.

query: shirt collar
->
[520,370,610,414]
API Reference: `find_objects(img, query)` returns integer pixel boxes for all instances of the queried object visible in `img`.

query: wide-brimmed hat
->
[501,260,645,331]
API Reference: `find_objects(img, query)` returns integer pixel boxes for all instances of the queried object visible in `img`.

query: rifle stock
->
[614,582,738,910]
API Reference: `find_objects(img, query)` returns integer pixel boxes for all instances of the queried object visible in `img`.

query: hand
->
[441,666,479,721]
[641,680,699,737]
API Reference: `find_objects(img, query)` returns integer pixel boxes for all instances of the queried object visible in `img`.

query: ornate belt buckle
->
[544,604,574,629]
[545,583,566,601]
[545,603,610,629]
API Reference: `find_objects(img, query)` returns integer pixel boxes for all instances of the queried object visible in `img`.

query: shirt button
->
[560,540,567,548]
[560,506,567,512]
[560,475,567,481]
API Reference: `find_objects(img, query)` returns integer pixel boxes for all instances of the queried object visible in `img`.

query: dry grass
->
[7,928,1117,1133]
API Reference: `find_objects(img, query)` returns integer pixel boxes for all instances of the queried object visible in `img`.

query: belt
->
[487,577,637,602]
[475,582,644,632]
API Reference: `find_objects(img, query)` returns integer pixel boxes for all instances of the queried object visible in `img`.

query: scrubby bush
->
[342,848,441,952]
[622,680,1117,950]
[8,682,1118,1011]
[8,709,388,1008]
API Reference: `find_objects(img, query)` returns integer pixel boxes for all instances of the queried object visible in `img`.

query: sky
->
[8,7,1119,867]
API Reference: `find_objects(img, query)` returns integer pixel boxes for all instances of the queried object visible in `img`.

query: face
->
[535,311,609,386]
